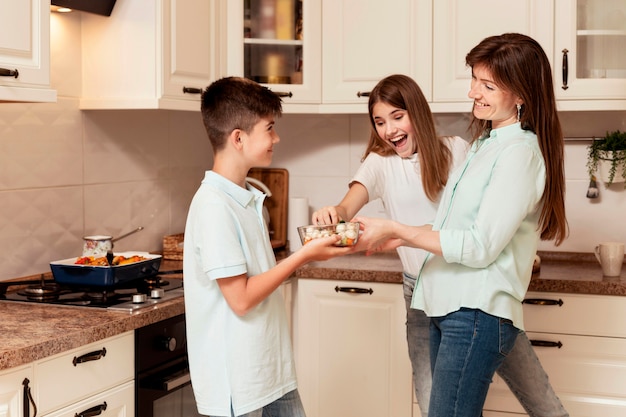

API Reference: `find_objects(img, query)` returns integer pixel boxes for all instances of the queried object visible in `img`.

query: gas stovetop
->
[0,272,184,313]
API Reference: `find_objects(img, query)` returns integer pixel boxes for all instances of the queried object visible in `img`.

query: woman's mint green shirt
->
[411,123,546,331]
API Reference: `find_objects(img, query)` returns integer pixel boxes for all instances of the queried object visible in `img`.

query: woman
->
[353,34,569,417]
[316,72,568,416]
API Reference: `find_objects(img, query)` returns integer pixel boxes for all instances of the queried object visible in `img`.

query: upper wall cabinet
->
[80,0,218,111]
[221,0,431,113]
[0,0,56,103]
[554,0,626,110]
[321,0,431,109]
[431,0,553,112]
[221,0,322,111]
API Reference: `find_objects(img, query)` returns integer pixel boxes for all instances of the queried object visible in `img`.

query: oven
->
[135,314,201,417]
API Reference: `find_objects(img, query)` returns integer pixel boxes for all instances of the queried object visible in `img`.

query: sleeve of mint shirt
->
[440,140,546,267]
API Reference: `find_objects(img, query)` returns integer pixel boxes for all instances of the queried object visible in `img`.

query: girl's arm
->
[312,182,369,225]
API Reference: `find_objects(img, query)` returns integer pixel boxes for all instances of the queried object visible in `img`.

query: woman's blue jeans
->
[428,308,519,417]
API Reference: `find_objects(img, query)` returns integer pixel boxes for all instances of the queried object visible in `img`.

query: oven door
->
[136,357,201,417]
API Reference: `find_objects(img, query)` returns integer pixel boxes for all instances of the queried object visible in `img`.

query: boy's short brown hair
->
[201,77,283,150]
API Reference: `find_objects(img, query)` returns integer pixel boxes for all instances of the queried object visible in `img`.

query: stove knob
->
[132,293,147,304]
[160,336,177,352]
[150,288,165,299]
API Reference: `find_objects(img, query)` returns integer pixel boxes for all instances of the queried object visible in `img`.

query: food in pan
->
[74,254,149,266]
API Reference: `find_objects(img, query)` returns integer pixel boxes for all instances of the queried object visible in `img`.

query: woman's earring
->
[516,104,522,122]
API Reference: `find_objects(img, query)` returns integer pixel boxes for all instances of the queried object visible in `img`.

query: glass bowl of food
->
[297,221,360,247]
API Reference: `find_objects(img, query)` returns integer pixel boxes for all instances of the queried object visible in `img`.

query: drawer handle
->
[0,68,19,78]
[530,339,563,349]
[23,378,37,417]
[75,402,107,417]
[73,347,107,366]
[182,86,203,94]
[561,48,569,90]
[335,286,373,295]
[522,298,563,306]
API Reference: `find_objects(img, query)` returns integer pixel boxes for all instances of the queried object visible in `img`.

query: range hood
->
[51,0,117,16]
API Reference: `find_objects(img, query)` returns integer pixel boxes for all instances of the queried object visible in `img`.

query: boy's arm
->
[217,235,352,316]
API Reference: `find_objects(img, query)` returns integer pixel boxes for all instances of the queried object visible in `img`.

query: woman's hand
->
[352,216,401,255]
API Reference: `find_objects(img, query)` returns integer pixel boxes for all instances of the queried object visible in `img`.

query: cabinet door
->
[161,0,219,104]
[431,0,553,110]
[222,0,322,106]
[41,381,134,417]
[321,0,431,105]
[293,279,412,417]
[0,365,34,417]
[0,0,55,102]
[484,332,626,416]
[35,332,134,415]
[554,0,626,108]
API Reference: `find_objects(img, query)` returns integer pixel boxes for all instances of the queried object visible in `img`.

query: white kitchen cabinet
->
[35,331,134,415]
[80,0,219,111]
[221,0,322,110]
[321,0,431,108]
[431,0,553,112]
[554,0,626,110]
[41,382,134,417]
[293,279,412,417]
[483,292,626,416]
[0,364,34,417]
[0,0,56,102]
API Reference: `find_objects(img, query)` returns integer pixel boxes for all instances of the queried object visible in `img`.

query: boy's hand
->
[298,234,353,261]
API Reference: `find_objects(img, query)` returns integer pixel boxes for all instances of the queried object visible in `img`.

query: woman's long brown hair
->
[364,74,452,202]
[465,33,569,245]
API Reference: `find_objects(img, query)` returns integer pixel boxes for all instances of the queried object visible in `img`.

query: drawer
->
[35,331,134,415]
[41,381,134,417]
[484,332,626,416]
[522,292,626,337]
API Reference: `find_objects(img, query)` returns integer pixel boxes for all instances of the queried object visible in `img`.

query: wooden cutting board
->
[247,168,289,249]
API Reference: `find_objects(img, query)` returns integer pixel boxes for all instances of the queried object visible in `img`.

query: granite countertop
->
[2,251,625,372]
[293,250,626,296]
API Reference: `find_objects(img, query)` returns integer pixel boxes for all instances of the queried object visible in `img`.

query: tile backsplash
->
[0,12,624,280]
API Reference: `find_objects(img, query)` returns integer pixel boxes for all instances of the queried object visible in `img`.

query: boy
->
[183,77,351,417]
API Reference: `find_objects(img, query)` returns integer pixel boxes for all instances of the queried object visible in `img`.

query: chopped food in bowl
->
[297,221,360,246]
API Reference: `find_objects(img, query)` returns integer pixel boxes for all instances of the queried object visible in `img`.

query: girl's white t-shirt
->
[351,136,470,276]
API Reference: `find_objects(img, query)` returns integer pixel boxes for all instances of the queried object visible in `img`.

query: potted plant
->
[586,130,626,187]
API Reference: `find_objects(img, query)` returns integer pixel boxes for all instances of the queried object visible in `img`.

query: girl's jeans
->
[403,273,569,417]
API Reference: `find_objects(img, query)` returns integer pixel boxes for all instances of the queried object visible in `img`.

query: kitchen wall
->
[0,12,624,281]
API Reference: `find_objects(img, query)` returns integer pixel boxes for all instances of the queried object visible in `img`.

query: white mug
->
[594,242,624,277]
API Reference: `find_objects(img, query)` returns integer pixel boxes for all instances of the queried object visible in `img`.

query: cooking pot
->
[82,226,144,257]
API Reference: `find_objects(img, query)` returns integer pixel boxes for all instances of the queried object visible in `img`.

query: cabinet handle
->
[22,378,38,417]
[182,87,203,95]
[75,402,107,417]
[0,68,19,78]
[356,91,370,98]
[561,48,569,90]
[273,91,293,98]
[522,298,563,306]
[335,286,373,295]
[530,339,563,349]
[73,347,107,366]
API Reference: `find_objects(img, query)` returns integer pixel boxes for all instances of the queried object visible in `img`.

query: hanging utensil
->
[586,175,599,199]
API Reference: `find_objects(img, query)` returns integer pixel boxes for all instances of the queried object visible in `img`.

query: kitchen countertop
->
[2,251,625,372]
